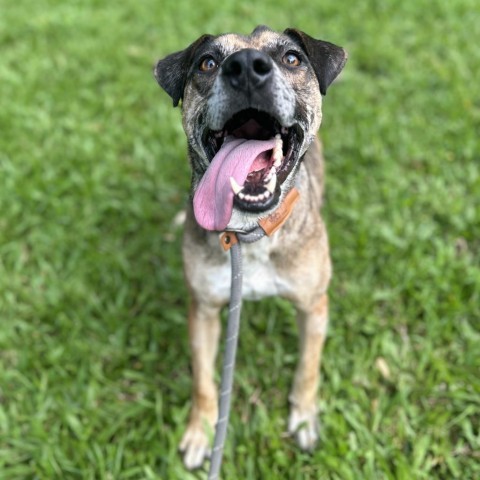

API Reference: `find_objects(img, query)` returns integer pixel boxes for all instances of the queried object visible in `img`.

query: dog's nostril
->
[224,59,242,77]
[230,60,242,76]
[253,58,271,76]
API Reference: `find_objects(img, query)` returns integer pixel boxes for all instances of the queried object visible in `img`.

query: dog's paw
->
[179,423,211,470]
[288,405,319,451]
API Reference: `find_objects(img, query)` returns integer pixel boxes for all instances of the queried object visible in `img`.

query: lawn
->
[0,0,479,479]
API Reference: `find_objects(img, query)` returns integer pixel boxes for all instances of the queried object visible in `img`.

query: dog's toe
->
[288,406,319,451]
[179,425,211,470]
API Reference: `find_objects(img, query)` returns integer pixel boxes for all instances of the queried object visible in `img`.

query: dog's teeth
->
[274,135,283,149]
[230,177,243,195]
[281,127,288,135]
[266,173,277,194]
[237,189,271,203]
[272,136,284,167]
[264,165,277,182]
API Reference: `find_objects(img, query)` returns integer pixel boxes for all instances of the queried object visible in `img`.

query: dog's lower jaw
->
[226,206,267,233]
[224,154,304,232]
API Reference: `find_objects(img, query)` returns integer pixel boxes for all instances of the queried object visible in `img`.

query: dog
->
[154,25,347,470]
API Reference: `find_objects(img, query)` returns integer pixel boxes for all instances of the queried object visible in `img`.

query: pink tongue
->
[193,137,276,231]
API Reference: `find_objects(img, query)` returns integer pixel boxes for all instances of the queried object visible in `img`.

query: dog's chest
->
[241,242,290,300]
[204,239,291,302]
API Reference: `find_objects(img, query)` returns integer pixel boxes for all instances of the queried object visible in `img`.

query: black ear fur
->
[154,34,213,107]
[284,28,347,95]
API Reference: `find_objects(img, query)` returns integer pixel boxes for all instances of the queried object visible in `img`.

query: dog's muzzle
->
[206,49,296,132]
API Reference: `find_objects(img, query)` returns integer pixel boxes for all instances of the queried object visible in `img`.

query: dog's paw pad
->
[288,406,319,451]
[179,425,211,470]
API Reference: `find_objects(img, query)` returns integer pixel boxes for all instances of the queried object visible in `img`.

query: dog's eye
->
[199,56,218,72]
[282,52,301,67]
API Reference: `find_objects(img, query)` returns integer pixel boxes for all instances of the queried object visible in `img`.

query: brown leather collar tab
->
[258,187,300,236]
[220,188,300,250]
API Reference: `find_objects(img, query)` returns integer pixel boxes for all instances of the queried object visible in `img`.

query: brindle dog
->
[154,25,346,470]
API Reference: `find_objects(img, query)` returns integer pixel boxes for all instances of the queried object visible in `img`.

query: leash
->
[207,188,299,480]
[207,234,242,480]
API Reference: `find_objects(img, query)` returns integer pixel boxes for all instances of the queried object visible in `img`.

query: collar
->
[220,187,300,251]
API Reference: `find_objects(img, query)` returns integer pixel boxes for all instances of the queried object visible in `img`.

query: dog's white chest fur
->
[241,240,290,300]
[203,236,290,302]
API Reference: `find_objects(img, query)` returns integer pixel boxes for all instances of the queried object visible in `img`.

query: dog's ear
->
[154,34,214,107]
[284,28,347,96]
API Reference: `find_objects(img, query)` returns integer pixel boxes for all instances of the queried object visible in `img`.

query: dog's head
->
[155,26,347,232]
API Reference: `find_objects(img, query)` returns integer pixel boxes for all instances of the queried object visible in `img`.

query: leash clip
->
[220,231,239,251]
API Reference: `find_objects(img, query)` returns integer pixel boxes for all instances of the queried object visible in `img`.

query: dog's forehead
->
[213,28,290,54]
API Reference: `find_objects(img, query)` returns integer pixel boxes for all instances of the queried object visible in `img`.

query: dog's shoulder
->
[298,136,325,211]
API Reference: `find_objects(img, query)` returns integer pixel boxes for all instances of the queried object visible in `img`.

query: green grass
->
[0,0,479,478]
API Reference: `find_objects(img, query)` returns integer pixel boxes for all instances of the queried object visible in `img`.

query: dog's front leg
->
[179,297,221,470]
[288,293,329,450]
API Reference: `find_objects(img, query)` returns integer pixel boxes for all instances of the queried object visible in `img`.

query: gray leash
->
[207,227,266,480]
[207,187,299,478]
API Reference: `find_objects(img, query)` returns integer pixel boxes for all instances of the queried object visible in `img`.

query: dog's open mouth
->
[193,109,303,231]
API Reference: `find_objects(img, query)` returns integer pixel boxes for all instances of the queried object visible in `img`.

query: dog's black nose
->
[222,49,273,91]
